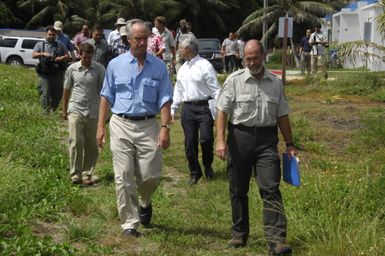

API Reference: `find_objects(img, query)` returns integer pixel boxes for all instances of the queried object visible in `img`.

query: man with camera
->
[33,26,69,114]
[309,24,328,79]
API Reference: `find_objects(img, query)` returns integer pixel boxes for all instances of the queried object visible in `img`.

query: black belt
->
[184,100,208,105]
[116,114,155,121]
[228,123,277,133]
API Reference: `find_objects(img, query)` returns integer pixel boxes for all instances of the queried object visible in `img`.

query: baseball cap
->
[54,21,63,31]
[115,18,126,26]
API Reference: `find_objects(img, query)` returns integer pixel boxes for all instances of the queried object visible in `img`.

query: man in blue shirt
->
[299,29,312,75]
[96,20,173,237]
[54,21,76,62]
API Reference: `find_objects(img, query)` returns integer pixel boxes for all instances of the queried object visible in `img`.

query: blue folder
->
[282,153,301,187]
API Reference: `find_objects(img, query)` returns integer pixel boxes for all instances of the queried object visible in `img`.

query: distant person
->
[111,25,130,58]
[221,32,239,73]
[144,21,164,58]
[175,21,195,72]
[96,20,173,237]
[309,24,328,79]
[73,25,91,58]
[62,43,105,185]
[84,25,110,68]
[153,16,176,78]
[300,29,312,75]
[32,26,69,114]
[216,39,297,256]
[107,18,126,47]
[171,37,221,185]
[236,34,245,69]
[54,21,76,62]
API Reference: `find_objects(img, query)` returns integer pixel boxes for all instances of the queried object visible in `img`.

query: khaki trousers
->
[311,55,327,78]
[109,114,162,230]
[68,112,98,179]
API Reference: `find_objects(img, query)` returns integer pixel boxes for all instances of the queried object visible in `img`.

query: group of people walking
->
[31,17,297,256]
[299,24,328,78]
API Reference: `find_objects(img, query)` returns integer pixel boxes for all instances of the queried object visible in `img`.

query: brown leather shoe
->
[82,176,95,186]
[228,238,246,248]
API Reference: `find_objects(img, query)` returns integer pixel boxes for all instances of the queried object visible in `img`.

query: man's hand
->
[286,145,298,159]
[157,128,170,149]
[96,126,106,148]
[215,139,227,160]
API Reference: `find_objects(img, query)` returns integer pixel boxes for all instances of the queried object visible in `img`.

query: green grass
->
[1,64,385,255]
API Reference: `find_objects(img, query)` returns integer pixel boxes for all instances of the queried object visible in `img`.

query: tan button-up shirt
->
[64,61,105,119]
[216,67,290,127]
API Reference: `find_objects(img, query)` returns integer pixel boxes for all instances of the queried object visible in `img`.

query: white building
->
[326,0,385,71]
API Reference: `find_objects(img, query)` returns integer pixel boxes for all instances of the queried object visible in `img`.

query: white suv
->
[0,35,45,66]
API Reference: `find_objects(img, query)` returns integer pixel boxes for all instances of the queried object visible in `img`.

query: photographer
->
[33,26,69,114]
[309,24,328,79]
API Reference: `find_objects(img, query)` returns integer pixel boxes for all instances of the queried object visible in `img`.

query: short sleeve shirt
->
[309,32,326,56]
[64,61,105,118]
[216,68,290,127]
[33,40,68,57]
[222,38,239,56]
[100,51,173,116]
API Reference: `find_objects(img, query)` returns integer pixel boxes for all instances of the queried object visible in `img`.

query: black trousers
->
[227,124,287,245]
[181,103,214,178]
[224,55,238,73]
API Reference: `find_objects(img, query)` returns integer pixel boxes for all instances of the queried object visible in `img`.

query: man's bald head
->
[244,39,265,78]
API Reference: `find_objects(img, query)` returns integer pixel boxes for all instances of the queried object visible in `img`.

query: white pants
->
[109,114,162,230]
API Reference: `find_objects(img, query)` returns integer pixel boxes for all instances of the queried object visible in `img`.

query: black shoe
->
[140,204,152,226]
[228,238,246,248]
[189,175,201,185]
[268,243,292,256]
[205,167,214,179]
[123,229,142,237]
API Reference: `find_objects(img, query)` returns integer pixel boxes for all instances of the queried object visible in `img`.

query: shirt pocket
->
[115,79,132,100]
[141,78,159,103]
[265,95,279,118]
[234,94,254,116]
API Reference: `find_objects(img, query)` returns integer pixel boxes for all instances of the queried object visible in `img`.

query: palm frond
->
[337,40,385,65]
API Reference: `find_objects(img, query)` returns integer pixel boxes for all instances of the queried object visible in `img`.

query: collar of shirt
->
[243,67,274,83]
[185,54,200,65]
[75,61,97,71]
[126,50,154,65]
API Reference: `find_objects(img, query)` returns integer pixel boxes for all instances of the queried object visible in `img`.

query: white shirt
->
[309,32,327,56]
[107,29,120,47]
[222,38,239,56]
[171,55,221,116]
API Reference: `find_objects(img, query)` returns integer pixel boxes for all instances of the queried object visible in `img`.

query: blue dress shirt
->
[101,51,173,116]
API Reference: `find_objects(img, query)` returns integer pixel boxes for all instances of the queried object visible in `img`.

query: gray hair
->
[125,19,149,38]
[180,36,198,54]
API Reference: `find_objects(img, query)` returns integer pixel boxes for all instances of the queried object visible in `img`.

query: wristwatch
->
[160,124,171,129]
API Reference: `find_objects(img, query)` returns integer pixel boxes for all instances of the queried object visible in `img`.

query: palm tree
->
[337,0,385,67]
[18,0,71,29]
[176,0,241,38]
[238,0,336,44]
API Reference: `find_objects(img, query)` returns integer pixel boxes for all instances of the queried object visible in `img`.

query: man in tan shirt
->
[62,43,105,185]
[216,39,297,255]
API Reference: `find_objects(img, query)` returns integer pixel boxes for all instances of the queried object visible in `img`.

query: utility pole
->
[262,0,268,50]
[281,13,289,86]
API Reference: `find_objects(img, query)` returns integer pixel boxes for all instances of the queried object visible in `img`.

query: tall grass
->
[1,64,385,255]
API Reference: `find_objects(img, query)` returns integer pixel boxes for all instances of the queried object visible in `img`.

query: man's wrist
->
[160,124,170,129]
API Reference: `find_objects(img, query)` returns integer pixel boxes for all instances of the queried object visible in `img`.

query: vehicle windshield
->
[198,40,219,50]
